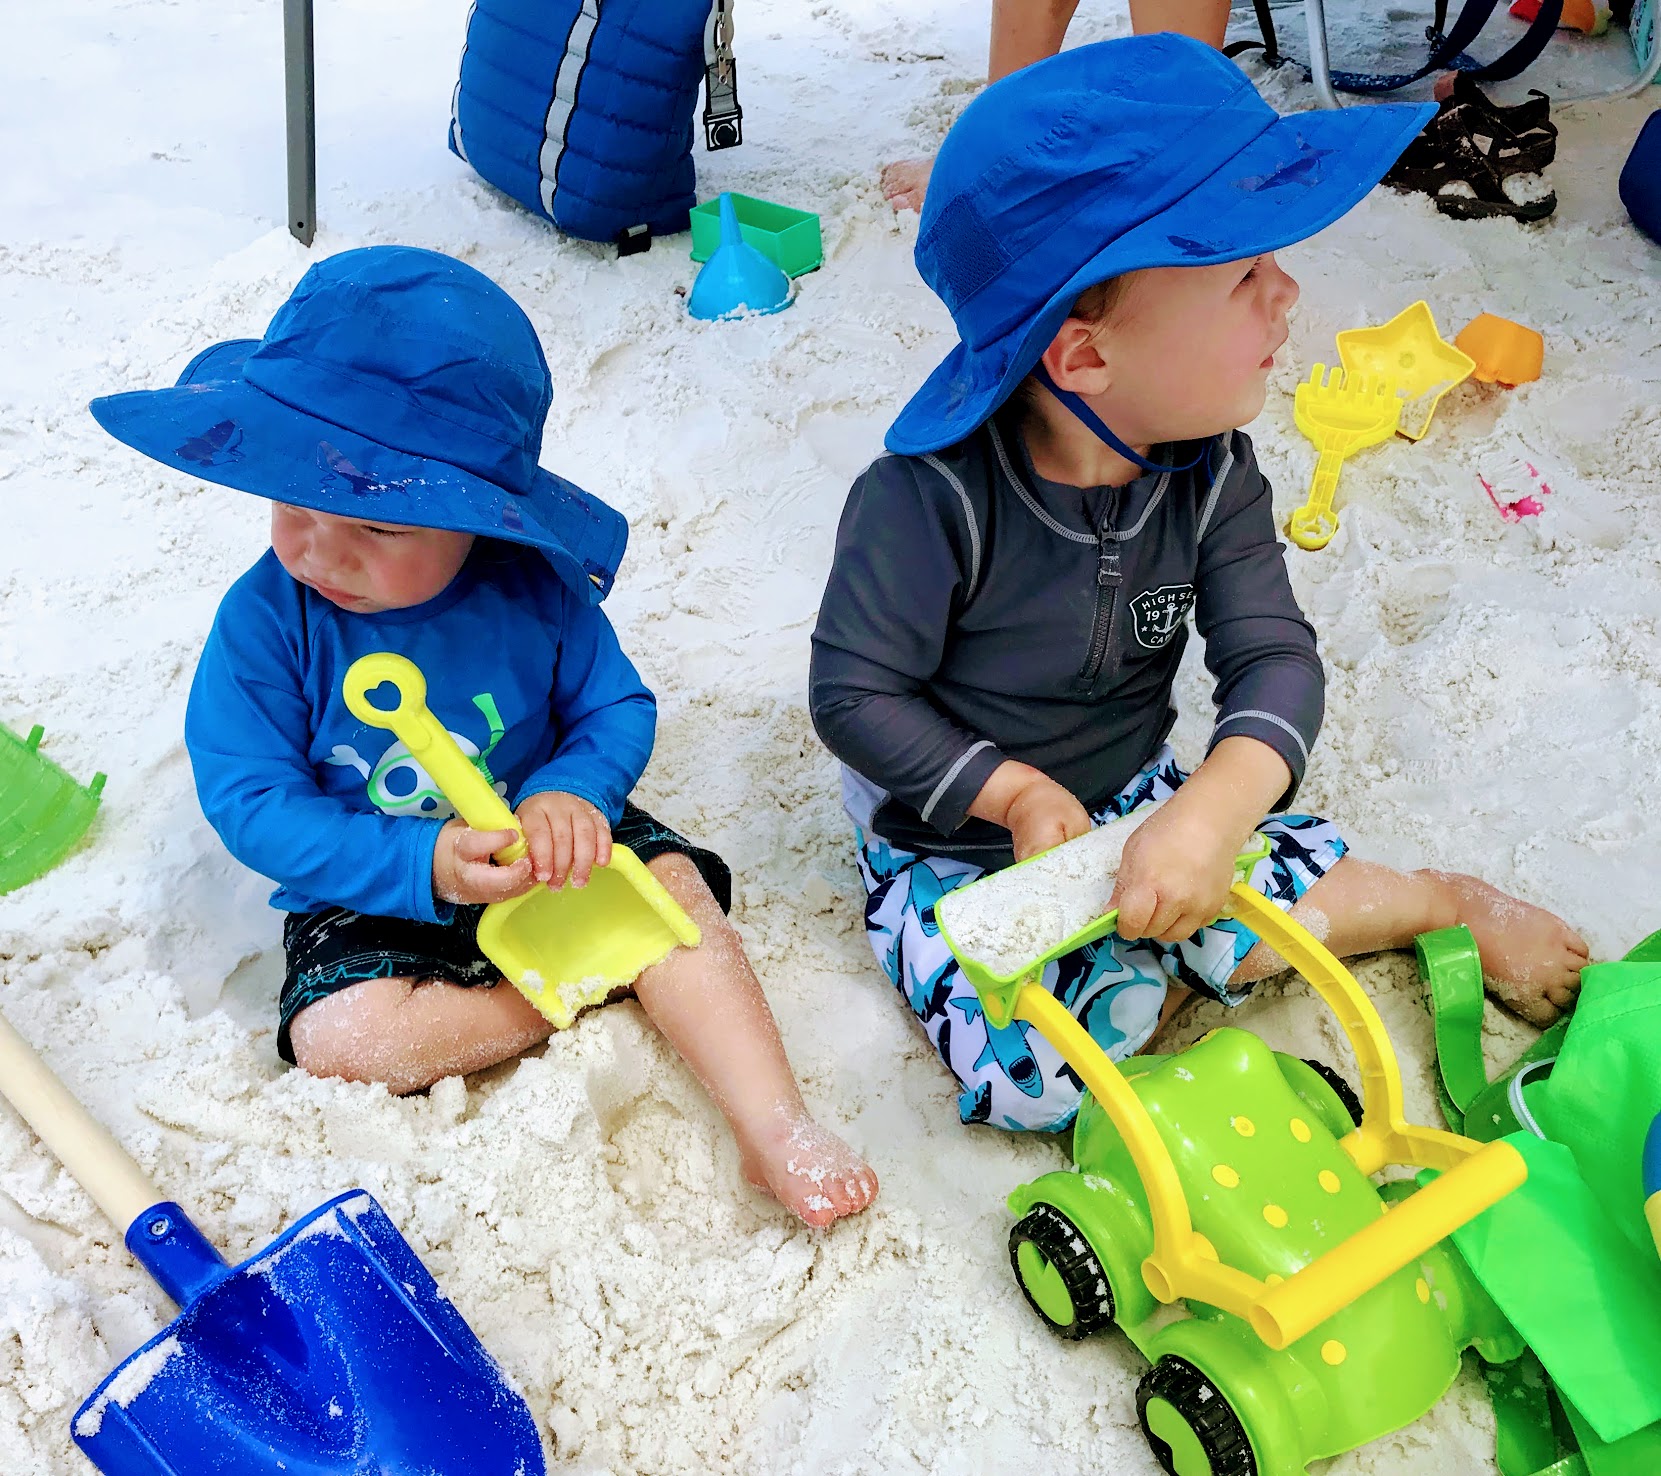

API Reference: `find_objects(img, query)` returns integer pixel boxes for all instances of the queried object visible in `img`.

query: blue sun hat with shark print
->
[886,34,1435,457]
[89,246,627,603]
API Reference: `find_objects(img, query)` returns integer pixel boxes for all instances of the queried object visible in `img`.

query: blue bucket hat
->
[887,35,1435,456]
[90,245,626,602]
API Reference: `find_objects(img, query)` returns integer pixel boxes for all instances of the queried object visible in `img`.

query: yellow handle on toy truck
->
[342,652,529,865]
[1011,882,1526,1350]
[1249,1138,1526,1347]
[1227,886,1482,1177]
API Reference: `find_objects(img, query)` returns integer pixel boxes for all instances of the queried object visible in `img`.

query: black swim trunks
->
[276,802,730,1062]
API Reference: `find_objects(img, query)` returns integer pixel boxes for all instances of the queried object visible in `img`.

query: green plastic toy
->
[946,833,1270,1031]
[688,191,822,277]
[938,860,1530,1476]
[1005,1032,1523,1476]
[1419,926,1661,1476]
[0,720,106,895]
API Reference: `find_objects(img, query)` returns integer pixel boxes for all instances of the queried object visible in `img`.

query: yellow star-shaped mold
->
[1335,300,1476,440]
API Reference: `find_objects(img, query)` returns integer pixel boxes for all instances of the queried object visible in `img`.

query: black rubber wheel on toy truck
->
[1137,1356,1258,1476]
[1302,1057,1364,1127]
[1007,1203,1114,1340]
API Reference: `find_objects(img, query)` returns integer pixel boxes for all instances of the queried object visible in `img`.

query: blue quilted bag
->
[449,0,741,247]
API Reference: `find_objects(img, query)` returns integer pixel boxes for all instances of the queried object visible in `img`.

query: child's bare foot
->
[881,156,934,212]
[1429,871,1589,1026]
[739,1109,879,1228]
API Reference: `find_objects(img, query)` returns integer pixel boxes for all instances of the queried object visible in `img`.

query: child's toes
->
[798,1163,879,1227]
[741,1121,878,1228]
[795,1192,840,1229]
[838,1164,880,1216]
[1483,970,1566,1027]
[788,1167,877,1228]
[1512,993,1560,1027]
[1558,924,1590,965]
[1552,943,1587,997]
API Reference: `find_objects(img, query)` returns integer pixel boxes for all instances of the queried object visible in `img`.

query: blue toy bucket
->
[0,1008,545,1476]
[74,1192,544,1475]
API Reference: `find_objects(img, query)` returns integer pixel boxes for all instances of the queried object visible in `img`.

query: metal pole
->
[1303,0,1343,110]
[284,0,316,245]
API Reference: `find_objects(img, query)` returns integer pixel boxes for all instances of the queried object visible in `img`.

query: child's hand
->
[516,791,613,890]
[969,760,1092,861]
[1005,773,1093,862]
[1110,799,1242,943]
[431,820,535,906]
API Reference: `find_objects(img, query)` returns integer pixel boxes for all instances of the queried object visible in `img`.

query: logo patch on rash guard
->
[1130,584,1195,649]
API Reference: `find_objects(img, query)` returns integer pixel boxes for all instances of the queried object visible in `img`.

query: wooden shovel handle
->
[0,1007,160,1232]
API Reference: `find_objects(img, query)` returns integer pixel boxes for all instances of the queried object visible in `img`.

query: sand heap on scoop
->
[940,801,1168,977]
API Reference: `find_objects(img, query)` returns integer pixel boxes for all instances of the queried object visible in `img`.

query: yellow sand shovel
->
[1286,365,1401,552]
[343,653,700,1029]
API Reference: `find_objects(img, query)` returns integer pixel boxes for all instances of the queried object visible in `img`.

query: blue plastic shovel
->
[0,1007,545,1475]
[687,192,792,321]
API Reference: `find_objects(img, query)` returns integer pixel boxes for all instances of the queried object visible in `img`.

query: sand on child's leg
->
[1231,857,1588,1026]
[631,854,878,1229]
[288,973,555,1095]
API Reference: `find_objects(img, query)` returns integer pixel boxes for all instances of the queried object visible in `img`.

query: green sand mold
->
[0,722,106,895]
[689,193,823,277]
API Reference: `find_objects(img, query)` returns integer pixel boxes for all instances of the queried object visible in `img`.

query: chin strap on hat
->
[1034,365,1204,475]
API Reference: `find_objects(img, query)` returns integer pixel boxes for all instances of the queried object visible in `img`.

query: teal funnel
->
[687,193,792,321]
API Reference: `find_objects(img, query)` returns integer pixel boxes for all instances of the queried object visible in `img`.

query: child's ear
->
[1039,320,1113,397]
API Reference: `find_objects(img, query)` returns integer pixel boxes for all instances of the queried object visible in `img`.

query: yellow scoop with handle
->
[342,652,700,1029]
[1287,365,1401,552]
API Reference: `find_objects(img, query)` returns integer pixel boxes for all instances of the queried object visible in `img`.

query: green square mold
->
[689,194,822,277]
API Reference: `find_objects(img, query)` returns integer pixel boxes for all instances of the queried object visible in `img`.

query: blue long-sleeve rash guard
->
[185,543,656,924]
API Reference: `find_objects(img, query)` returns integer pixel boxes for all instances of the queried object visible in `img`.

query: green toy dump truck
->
[939,870,1531,1476]
[1008,1026,1521,1474]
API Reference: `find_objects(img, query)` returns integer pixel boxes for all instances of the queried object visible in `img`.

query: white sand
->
[71,1337,183,1440]
[939,801,1167,975]
[2,1,1658,1473]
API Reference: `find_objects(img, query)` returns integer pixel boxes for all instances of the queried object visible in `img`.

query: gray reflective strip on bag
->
[538,0,602,218]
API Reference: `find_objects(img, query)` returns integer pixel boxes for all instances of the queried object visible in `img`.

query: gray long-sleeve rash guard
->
[809,412,1325,871]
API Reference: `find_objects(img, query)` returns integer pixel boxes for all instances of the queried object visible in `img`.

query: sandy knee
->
[289,976,419,1087]
[647,852,731,933]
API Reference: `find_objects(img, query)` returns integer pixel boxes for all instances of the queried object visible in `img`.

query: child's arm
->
[186,587,493,924]
[1112,435,1324,940]
[810,458,1011,838]
[1192,432,1324,805]
[513,586,656,884]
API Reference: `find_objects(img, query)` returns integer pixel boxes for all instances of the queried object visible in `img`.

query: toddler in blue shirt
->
[91,246,876,1229]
